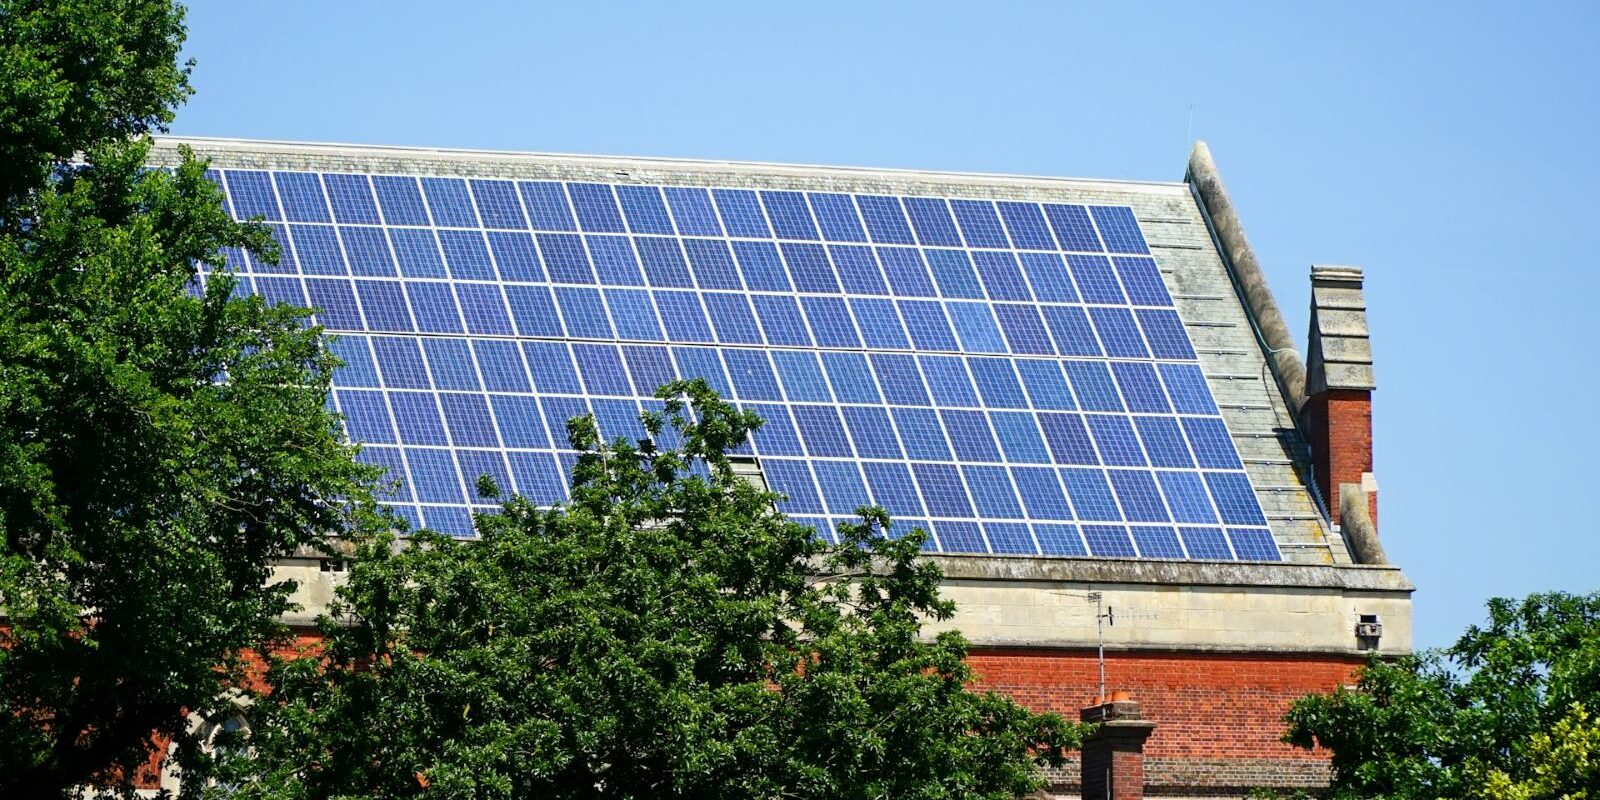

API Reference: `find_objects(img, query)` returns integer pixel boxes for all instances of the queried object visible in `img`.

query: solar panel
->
[201,168,1280,562]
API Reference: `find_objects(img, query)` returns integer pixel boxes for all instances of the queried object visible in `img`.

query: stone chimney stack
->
[1302,266,1381,556]
[1079,697,1157,800]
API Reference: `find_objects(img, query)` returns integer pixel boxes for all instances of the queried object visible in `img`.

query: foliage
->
[0,2,383,796]
[1468,703,1600,800]
[0,0,192,214]
[1284,591,1600,799]
[234,380,1084,800]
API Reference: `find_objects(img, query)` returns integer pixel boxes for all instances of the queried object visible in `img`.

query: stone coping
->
[928,553,1413,593]
[280,545,1412,594]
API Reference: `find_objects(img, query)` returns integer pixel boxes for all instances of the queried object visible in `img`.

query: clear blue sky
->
[172,1,1600,650]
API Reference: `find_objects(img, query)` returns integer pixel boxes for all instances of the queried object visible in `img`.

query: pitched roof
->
[153,137,1344,565]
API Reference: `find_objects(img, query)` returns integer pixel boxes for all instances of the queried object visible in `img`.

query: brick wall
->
[1301,389,1375,528]
[136,639,1356,794]
[968,648,1361,795]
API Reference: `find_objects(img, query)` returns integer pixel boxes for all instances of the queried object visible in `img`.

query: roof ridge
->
[154,135,1189,192]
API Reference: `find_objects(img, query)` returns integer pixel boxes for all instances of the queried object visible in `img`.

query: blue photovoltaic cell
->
[903,197,962,247]
[663,187,721,236]
[703,293,763,344]
[325,174,380,224]
[1228,528,1281,561]
[809,193,868,243]
[831,246,887,295]
[1019,253,1077,303]
[942,409,1001,462]
[519,182,576,231]
[683,239,741,289]
[1067,254,1126,305]
[973,252,1031,301]
[711,189,771,238]
[1035,522,1087,556]
[274,173,330,223]
[1012,467,1073,520]
[389,229,444,278]
[568,183,626,233]
[935,521,988,553]
[815,460,872,515]
[877,247,936,297]
[370,176,428,226]
[215,171,1274,560]
[1084,525,1137,557]
[340,227,394,276]
[420,178,479,228]
[1061,468,1120,521]
[919,355,978,406]
[856,196,916,244]
[673,347,732,397]
[1180,527,1233,560]
[850,298,910,349]
[925,250,983,299]
[1064,361,1123,412]
[784,243,839,293]
[1137,309,1196,360]
[225,171,280,221]
[843,406,903,459]
[754,295,811,346]
[898,300,958,351]
[965,465,1021,518]
[1042,306,1103,357]
[468,180,525,230]
[1139,524,1190,556]
[996,202,1056,251]
[747,403,802,456]
[994,305,1054,356]
[293,226,345,275]
[949,200,1009,248]
[1042,204,1101,252]
[1089,206,1149,254]
[891,407,947,460]
[1135,416,1194,469]
[761,191,820,241]
[616,185,674,235]
[1113,257,1171,306]
[538,233,594,284]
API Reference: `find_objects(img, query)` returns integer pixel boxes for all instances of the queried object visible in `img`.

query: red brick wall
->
[969,648,1362,793]
[135,639,1356,794]
[1302,389,1375,528]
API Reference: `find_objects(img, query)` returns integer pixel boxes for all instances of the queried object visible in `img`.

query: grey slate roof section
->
[151,137,1347,565]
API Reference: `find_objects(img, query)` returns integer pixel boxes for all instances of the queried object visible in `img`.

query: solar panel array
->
[198,166,1281,561]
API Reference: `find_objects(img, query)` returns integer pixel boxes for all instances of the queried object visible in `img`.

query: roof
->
[151,137,1344,565]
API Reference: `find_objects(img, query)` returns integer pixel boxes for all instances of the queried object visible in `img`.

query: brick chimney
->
[1301,266,1379,544]
[1079,696,1157,800]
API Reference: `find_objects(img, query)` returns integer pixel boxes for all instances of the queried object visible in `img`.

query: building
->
[150,137,1413,798]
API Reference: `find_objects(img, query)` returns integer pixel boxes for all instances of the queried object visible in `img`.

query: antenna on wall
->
[1185,102,1196,154]
[1083,591,1158,702]
[1087,591,1110,701]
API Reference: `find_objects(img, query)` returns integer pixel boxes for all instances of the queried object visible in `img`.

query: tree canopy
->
[232,381,1084,800]
[1284,591,1600,800]
[0,2,382,796]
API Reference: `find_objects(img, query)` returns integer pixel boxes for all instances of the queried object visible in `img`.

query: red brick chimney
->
[1079,696,1157,800]
[1301,266,1382,560]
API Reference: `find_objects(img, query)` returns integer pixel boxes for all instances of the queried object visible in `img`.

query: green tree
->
[234,381,1084,800]
[1284,591,1600,799]
[0,2,382,796]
